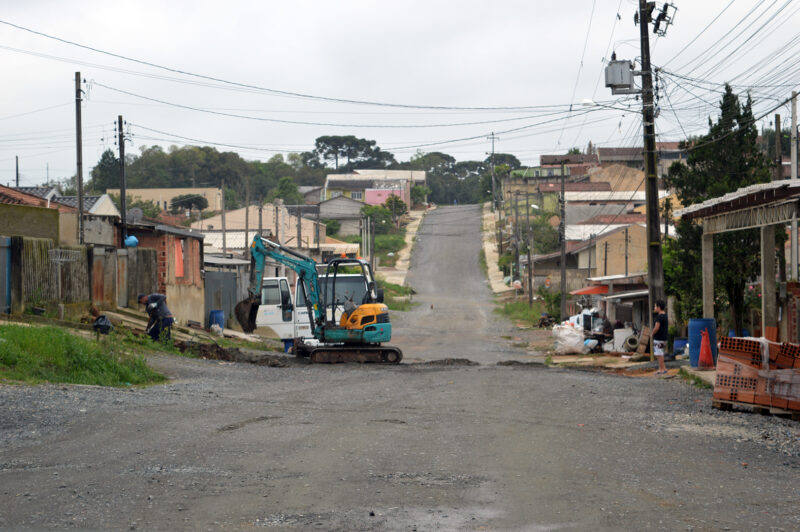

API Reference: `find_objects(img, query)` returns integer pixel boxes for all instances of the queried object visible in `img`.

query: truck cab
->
[254,277,294,340]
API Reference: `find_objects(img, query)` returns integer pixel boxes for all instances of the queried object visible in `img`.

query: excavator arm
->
[235,235,323,334]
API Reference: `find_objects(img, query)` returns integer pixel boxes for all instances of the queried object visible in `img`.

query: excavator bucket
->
[234,297,259,334]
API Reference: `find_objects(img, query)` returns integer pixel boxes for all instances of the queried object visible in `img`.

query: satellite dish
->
[127,207,143,223]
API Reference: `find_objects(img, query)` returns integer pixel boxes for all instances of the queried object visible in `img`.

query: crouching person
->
[138,293,174,342]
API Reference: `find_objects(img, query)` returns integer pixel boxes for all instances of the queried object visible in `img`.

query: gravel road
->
[1,205,798,531]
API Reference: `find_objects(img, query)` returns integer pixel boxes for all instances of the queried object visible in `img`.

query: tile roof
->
[536,182,612,193]
[15,186,57,199]
[52,195,101,211]
[539,154,599,165]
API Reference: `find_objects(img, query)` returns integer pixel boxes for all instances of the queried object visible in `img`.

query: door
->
[255,277,294,339]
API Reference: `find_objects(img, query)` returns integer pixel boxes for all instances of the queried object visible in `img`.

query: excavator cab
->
[322,258,384,329]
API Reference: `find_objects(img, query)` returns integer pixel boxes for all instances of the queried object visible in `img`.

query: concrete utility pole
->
[245,177,250,258]
[775,114,782,181]
[559,160,567,320]
[74,72,84,244]
[604,241,609,276]
[487,132,498,211]
[118,115,127,247]
[791,92,798,280]
[624,226,629,277]
[15,156,18,187]
[513,191,520,281]
[220,179,227,254]
[638,0,664,340]
[258,203,263,237]
[526,190,533,307]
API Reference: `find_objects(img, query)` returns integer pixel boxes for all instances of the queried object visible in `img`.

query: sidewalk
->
[376,207,429,286]
[481,202,513,294]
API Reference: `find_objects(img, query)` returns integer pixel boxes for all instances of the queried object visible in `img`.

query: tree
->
[384,195,408,225]
[322,219,341,236]
[267,176,304,205]
[108,193,162,218]
[361,204,394,234]
[170,194,209,213]
[411,185,431,206]
[89,149,118,192]
[484,153,521,170]
[312,136,397,170]
[664,85,772,334]
[567,147,581,155]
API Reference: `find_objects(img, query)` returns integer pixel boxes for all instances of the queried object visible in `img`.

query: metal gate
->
[0,237,9,314]
[204,270,237,328]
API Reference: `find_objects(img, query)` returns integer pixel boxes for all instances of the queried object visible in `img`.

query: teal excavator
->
[234,235,402,364]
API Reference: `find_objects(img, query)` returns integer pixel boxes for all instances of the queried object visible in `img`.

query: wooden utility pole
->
[624,227,629,276]
[639,0,664,348]
[513,191,520,281]
[15,156,18,187]
[244,177,250,258]
[220,179,227,254]
[370,216,376,270]
[74,72,84,244]
[258,203,263,237]
[559,160,567,319]
[296,207,302,249]
[604,242,608,276]
[118,116,127,247]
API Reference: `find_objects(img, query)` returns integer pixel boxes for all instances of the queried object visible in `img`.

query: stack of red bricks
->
[713,337,800,412]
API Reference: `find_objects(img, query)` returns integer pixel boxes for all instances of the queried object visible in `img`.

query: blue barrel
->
[672,338,688,355]
[688,318,717,367]
[209,310,225,329]
[728,328,751,337]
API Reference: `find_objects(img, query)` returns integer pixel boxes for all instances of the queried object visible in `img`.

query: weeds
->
[677,367,713,390]
[495,300,546,325]
[0,324,165,386]
[380,279,416,311]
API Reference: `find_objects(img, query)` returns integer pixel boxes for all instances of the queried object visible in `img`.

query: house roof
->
[597,147,642,162]
[675,179,800,220]
[319,195,365,206]
[0,185,75,212]
[565,191,653,202]
[539,154,599,165]
[52,195,102,212]
[578,213,646,225]
[15,186,58,199]
[536,182,611,193]
[326,179,376,190]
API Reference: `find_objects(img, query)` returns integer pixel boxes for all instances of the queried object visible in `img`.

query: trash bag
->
[93,315,113,335]
[552,325,585,354]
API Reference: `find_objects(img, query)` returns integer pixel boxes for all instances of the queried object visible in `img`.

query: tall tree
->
[664,85,772,334]
[89,149,118,192]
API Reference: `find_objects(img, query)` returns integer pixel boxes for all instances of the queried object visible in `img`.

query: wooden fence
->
[20,238,89,305]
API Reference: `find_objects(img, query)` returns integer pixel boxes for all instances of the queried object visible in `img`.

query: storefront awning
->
[570,285,609,295]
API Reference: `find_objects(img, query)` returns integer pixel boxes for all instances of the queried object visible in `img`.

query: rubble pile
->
[713,336,800,413]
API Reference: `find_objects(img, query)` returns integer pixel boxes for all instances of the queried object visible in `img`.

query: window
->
[331,190,342,198]
[350,191,363,200]
[174,239,184,277]
[261,280,281,305]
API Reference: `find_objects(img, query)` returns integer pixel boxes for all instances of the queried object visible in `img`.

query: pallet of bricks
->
[713,336,800,418]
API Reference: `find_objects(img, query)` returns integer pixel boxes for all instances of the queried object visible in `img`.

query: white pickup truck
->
[256,274,369,344]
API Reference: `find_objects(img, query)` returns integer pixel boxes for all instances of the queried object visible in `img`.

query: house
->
[324,169,426,206]
[596,143,686,176]
[107,187,222,212]
[14,186,120,217]
[191,202,325,252]
[299,186,324,204]
[0,184,78,244]
[318,195,365,236]
[126,220,205,325]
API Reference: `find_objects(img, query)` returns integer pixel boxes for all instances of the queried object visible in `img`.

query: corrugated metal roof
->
[675,179,800,219]
[204,255,250,266]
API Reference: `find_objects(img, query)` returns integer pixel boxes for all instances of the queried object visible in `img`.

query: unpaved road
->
[1,205,799,531]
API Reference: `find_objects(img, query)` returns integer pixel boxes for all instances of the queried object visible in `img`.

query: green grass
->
[380,279,415,311]
[479,248,488,277]
[677,367,713,390]
[340,231,407,267]
[495,300,546,325]
[0,324,166,386]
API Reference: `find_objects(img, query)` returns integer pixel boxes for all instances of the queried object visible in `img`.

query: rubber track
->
[309,346,403,364]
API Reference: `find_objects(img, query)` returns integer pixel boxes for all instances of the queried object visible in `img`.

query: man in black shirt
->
[138,293,174,342]
[652,299,668,375]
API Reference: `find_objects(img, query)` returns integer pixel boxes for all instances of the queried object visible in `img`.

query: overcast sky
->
[2,1,798,187]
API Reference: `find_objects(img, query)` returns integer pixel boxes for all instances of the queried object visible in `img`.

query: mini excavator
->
[234,235,402,364]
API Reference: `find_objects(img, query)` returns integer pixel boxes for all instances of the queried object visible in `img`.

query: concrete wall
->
[59,212,78,246]
[596,225,647,277]
[0,204,59,241]
[365,188,405,206]
[108,187,222,211]
[166,282,205,324]
[84,216,117,247]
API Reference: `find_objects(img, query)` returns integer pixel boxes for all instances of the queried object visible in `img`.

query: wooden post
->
[702,232,714,319]
[761,225,777,330]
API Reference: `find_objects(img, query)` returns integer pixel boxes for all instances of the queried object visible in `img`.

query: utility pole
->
[370,216,376,270]
[526,190,533,307]
[604,241,609,276]
[624,227,629,276]
[638,0,664,344]
[118,115,127,247]
[775,114,782,181]
[245,176,250,258]
[559,160,567,320]
[513,191,520,281]
[74,72,84,244]
[15,156,18,187]
[274,204,280,243]
[296,207,302,249]
[258,203,263,237]
[220,179,227,254]
[487,132,498,211]
[791,92,798,281]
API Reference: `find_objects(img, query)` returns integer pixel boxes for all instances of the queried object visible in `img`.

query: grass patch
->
[495,300,546,326]
[544,354,553,365]
[677,367,713,390]
[479,248,488,277]
[0,324,166,386]
[380,279,415,311]
[340,231,407,267]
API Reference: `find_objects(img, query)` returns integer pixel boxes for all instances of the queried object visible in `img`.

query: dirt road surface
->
[1,205,798,531]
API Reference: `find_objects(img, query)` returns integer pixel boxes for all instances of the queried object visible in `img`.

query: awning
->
[570,285,609,295]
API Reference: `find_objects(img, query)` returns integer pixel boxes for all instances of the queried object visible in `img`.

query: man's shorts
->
[654,340,666,357]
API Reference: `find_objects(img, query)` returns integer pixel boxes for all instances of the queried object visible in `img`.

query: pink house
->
[365,188,405,206]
